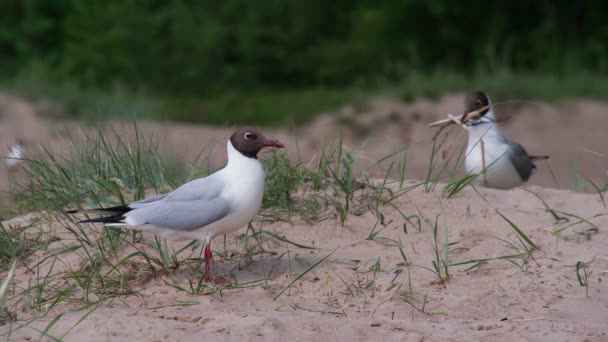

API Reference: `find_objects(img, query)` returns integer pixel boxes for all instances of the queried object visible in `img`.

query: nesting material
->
[428,113,466,128]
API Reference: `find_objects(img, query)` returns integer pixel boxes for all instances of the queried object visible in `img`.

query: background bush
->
[1,1,607,97]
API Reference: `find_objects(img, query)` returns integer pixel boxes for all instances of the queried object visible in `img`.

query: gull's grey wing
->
[164,174,224,202]
[126,198,231,231]
[505,139,534,182]
[130,173,224,209]
[130,193,169,208]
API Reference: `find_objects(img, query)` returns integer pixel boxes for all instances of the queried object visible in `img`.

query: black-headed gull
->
[68,127,285,282]
[460,91,549,189]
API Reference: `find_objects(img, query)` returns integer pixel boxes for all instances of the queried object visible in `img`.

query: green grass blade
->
[496,211,538,250]
[261,230,317,249]
[273,250,335,300]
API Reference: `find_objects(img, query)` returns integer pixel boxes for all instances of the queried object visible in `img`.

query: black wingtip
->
[65,205,132,224]
[530,155,550,161]
[78,213,126,224]
[65,205,132,215]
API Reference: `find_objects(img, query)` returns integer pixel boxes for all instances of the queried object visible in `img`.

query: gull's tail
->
[66,205,131,224]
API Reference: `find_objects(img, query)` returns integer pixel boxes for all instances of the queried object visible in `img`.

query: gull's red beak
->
[262,139,285,148]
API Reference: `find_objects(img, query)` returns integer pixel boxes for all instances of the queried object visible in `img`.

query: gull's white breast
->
[465,137,523,190]
[209,155,265,237]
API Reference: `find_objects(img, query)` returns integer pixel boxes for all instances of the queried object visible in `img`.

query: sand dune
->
[2,183,607,341]
[0,93,607,341]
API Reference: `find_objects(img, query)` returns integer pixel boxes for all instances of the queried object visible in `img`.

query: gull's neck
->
[225,139,261,170]
[467,107,504,143]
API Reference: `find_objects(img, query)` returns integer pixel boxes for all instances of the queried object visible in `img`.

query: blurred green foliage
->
[2,1,607,91]
[1,1,607,124]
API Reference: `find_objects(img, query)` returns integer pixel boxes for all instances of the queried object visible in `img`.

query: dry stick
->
[0,260,17,300]
[428,114,464,128]
[434,124,467,162]
[431,114,466,143]
[429,114,466,139]
[428,118,453,127]
[429,114,470,184]
[480,139,488,187]
[510,317,550,323]
[429,104,489,127]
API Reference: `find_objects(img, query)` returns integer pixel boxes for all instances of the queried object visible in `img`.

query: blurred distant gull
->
[4,139,25,168]
[67,128,284,282]
[459,91,549,189]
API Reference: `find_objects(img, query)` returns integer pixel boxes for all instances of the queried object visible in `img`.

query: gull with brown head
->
[460,91,549,189]
[68,127,285,282]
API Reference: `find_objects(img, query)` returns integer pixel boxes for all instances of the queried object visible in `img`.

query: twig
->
[510,317,550,322]
[429,118,454,127]
[447,114,465,127]
[481,139,488,187]
[430,113,468,142]
[429,113,466,128]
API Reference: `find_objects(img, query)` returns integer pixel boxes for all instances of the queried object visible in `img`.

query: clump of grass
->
[0,126,201,334]
[575,261,589,297]
[0,222,48,271]
[366,218,384,240]
[260,134,400,226]
[12,125,188,212]
[443,174,479,198]
[496,211,539,253]
[449,212,540,273]
[262,150,308,209]
[430,214,450,284]
[273,250,335,301]
[0,260,17,323]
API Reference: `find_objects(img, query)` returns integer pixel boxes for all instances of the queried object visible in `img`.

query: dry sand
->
[2,184,608,341]
[0,93,607,341]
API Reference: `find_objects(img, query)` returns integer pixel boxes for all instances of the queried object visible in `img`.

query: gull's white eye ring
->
[244,132,256,140]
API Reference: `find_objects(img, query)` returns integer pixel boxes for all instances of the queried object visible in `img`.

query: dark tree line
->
[1,1,606,94]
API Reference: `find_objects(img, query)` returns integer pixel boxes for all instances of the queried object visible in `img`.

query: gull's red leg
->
[204,243,214,282]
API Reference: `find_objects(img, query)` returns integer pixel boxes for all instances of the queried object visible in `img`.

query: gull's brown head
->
[230,127,284,158]
[461,91,491,125]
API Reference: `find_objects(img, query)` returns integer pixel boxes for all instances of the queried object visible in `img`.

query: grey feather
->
[130,174,224,209]
[124,174,230,230]
[164,175,224,202]
[130,193,169,208]
[505,139,535,181]
[127,199,231,231]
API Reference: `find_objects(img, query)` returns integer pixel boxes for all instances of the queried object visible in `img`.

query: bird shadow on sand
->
[150,235,334,287]
[223,251,331,283]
